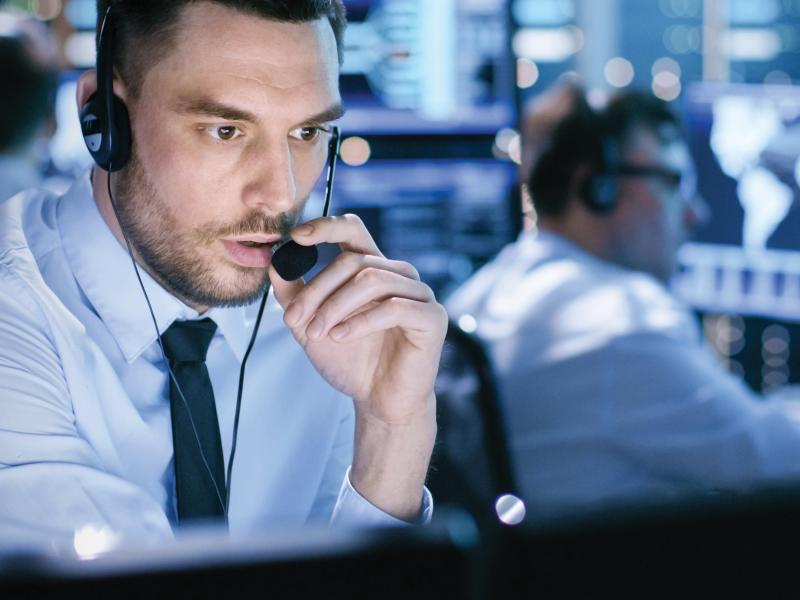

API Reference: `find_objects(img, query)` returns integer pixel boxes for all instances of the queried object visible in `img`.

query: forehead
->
[138,3,340,117]
[623,123,691,171]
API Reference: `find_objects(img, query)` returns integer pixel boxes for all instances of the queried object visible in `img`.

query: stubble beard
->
[111,149,302,308]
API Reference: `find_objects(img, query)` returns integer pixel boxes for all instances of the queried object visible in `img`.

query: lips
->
[220,236,280,268]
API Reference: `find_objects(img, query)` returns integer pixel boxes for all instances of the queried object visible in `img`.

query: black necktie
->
[161,318,227,524]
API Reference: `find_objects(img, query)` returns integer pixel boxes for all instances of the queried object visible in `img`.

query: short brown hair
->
[529,89,682,218]
[96,0,347,98]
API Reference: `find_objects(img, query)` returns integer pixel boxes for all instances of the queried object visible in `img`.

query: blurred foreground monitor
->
[0,515,479,599]
[491,482,800,597]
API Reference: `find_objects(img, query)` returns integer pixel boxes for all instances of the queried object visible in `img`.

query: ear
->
[76,69,98,111]
[568,162,592,206]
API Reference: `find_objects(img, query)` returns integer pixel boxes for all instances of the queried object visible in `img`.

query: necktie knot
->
[162,318,217,364]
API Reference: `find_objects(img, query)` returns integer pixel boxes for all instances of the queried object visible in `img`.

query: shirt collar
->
[57,169,259,363]
[531,229,609,268]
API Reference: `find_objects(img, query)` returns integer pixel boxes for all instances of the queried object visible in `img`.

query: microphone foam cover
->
[271,241,319,281]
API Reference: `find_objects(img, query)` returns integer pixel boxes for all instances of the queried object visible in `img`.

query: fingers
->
[288,266,435,341]
[329,298,448,343]
[269,264,305,309]
[292,213,383,257]
[283,252,420,328]
[270,244,415,313]
[277,211,439,344]
[282,251,419,328]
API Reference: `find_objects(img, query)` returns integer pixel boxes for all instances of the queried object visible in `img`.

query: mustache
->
[196,210,301,244]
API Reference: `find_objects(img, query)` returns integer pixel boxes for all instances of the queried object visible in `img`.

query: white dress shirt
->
[0,171,431,550]
[0,154,40,204]
[446,229,800,516]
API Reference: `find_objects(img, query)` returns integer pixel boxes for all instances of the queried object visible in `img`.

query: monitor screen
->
[674,82,800,322]
[331,159,517,296]
[338,0,515,135]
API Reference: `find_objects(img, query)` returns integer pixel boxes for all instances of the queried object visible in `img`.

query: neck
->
[538,205,612,261]
[91,167,209,314]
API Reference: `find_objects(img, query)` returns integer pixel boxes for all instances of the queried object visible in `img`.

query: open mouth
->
[220,236,280,268]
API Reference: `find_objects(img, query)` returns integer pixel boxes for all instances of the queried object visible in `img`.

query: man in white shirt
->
[447,85,800,516]
[0,0,446,549]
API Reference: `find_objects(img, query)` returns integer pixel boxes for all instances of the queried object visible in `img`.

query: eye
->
[207,125,242,141]
[289,126,323,142]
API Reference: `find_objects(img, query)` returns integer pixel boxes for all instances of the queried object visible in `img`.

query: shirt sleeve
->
[307,394,434,526]
[603,330,800,488]
[510,325,800,513]
[331,467,434,526]
[0,267,173,551]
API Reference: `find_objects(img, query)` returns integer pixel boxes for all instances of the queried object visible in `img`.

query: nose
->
[683,192,710,232]
[241,140,296,215]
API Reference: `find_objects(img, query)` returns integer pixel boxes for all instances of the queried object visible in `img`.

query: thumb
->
[268,264,305,310]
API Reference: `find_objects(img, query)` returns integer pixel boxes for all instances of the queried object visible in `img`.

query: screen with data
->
[675,82,800,323]
[338,0,515,134]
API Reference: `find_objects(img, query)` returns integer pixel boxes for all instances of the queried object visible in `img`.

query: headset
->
[580,129,621,214]
[80,5,340,523]
[580,124,686,214]
[79,6,130,171]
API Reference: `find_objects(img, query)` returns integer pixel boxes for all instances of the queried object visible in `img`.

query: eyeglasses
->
[609,163,682,188]
[607,163,697,203]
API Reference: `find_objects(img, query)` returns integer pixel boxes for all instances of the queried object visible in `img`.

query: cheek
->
[132,112,230,227]
[293,144,328,196]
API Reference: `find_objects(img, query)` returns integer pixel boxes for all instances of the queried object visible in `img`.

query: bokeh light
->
[652,70,682,101]
[495,494,526,526]
[457,314,478,334]
[604,57,634,88]
[516,57,540,89]
[339,136,371,167]
[33,0,61,20]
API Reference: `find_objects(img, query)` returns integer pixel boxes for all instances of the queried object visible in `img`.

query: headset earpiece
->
[581,131,619,213]
[80,6,131,172]
[582,173,619,213]
[80,90,131,171]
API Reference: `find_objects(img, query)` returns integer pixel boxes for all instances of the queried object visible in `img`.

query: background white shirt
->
[0,172,430,551]
[0,155,39,204]
[446,230,800,516]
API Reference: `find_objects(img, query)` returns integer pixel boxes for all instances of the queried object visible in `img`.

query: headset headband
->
[97,6,115,160]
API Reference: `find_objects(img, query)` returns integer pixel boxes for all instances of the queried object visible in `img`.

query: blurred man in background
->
[0,13,59,202]
[447,83,800,517]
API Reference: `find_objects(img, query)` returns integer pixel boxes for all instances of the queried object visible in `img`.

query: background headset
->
[580,120,622,214]
[80,6,341,523]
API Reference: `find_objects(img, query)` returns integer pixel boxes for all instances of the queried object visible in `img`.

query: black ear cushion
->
[108,95,131,172]
[583,175,618,213]
[80,92,131,172]
[80,93,105,155]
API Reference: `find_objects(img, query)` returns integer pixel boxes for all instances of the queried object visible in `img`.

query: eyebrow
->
[173,97,259,123]
[173,96,345,126]
[303,104,346,126]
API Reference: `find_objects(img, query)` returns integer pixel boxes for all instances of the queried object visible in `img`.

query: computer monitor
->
[675,82,800,322]
[0,516,478,599]
[331,159,518,296]
[338,0,515,135]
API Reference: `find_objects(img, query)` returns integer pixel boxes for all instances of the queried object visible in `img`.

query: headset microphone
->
[271,125,340,281]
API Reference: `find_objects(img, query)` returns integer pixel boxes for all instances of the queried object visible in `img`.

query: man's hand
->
[269,214,447,521]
